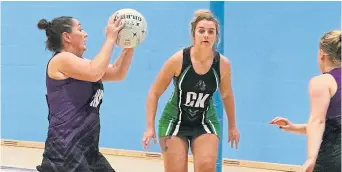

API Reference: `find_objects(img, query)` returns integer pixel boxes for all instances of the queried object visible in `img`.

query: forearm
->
[111,49,134,78]
[102,49,134,81]
[291,124,307,135]
[307,117,325,160]
[222,94,236,128]
[146,93,159,129]
[91,39,116,76]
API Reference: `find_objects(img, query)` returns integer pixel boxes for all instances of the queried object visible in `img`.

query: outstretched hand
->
[269,117,294,131]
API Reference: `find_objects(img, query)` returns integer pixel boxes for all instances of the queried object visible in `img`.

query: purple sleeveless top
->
[325,67,341,120]
[44,54,104,159]
[323,67,341,138]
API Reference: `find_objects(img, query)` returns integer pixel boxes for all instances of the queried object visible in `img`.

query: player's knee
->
[197,158,216,172]
[164,159,188,172]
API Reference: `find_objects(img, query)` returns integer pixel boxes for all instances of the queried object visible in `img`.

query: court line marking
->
[1,139,301,172]
[1,166,37,171]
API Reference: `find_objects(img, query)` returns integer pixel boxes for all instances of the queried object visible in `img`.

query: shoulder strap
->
[45,51,62,117]
[212,50,221,82]
[46,51,60,75]
[181,46,192,73]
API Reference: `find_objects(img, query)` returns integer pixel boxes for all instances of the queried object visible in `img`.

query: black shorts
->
[176,124,219,141]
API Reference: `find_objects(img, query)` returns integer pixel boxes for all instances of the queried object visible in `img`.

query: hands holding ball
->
[106,8,147,49]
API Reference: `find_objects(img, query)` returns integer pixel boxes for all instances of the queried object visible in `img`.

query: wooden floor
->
[0,139,301,172]
[0,146,286,172]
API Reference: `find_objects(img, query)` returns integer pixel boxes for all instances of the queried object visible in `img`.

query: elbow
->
[307,117,325,132]
[90,76,102,82]
[116,76,125,81]
[100,71,127,82]
[147,90,161,101]
[90,72,106,82]
[220,88,234,100]
[308,119,325,128]
[221,92,234,102]
[311,119,325,124]
[116,72,127,81]
[88,65,106,82]
[221,95,230,101]
[110,72,127,81]
[112,67,129,81]
[308,115,325,125]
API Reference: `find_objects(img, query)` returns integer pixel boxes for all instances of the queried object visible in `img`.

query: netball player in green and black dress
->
[142,9,240,172]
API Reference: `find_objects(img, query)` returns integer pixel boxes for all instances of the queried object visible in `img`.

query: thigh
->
[191,133,219,172]
[159,136,189,172]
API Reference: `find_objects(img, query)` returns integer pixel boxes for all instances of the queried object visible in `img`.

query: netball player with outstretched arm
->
[270,30,341,172]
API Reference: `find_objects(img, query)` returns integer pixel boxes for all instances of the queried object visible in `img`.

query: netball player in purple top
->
[35,14,133,172]
[270,30,341,172]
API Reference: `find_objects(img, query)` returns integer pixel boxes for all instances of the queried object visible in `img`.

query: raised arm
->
[54,39,116,82]
[101,48,135,81]
[53,14,123,82]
